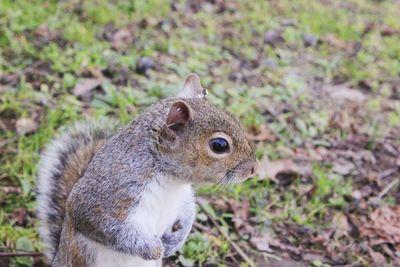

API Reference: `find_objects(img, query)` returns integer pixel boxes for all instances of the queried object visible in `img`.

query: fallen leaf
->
[264,29,284,46]
[332,212,351,238]
[250,236,273,253]
[368,247,388,267]
[246,124,276,142]
[111,28,133,50]
[323,84,366,103]
[381,26,399,37]
[268,237,302,256]
[229,198,254,235]
[360,206,400,245]
[266,259,307,267]
[351,190,362,200]
[73,78,103,96]
[256,156,312,181]
[320,34,348,49]
[332,159,356,175]
[15,118,38,135]
[329,111,352,130]
[209,198,229,212]
[1,186,22,194]
[12,208,28,226]
[302,253,325,262]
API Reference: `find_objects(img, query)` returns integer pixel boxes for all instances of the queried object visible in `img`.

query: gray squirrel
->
[36,74,257,267]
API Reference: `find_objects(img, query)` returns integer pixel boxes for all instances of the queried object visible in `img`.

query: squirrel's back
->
[36,118,118,262]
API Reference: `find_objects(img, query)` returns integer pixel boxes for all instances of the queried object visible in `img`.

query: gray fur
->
[36,118,119,261]
[37,95,256,266]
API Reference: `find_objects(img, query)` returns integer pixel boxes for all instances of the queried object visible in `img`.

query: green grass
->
[1,0,399,266]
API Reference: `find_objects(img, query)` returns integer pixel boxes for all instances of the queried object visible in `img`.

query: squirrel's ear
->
[166,100,192,130]
[177,73,207,98]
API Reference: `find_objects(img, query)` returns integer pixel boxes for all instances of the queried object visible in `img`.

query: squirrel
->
[36,74,257,267]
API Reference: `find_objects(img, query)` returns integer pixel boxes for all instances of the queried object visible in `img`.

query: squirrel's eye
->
[210,138,230,154]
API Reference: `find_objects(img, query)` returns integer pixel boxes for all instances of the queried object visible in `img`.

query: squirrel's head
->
[156,74,257,184]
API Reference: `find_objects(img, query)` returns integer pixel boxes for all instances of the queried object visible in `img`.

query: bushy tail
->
[36,118,118,262]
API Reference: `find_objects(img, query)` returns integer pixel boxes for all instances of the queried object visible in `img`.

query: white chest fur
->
[91,174,193,267]
[128,175,193,235]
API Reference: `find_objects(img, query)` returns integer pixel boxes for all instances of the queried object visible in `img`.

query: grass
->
[1,0,400,266]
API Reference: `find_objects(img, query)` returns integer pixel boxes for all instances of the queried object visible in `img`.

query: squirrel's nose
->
[250,161,259,177]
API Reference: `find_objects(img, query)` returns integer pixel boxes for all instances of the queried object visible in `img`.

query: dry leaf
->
[321,34,347,49]
[1,186,22,194]
[209,198,229,212]
[323,84,366,103]
[230,198,254,236]
[360,206,400,245]
[111,28,133,50]
[15,118,38,135]
[73,78,103,96]
[368,247,389,267]
[332,159,356,175]
[246,124,276,142]
[12,208,28,226]
[332,213,351,238]
[250,236,273,253]
[256,156,312,181]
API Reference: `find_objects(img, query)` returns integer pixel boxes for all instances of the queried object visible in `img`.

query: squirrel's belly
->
[127,176,193,235]
[82,235,161,267]
[95,250,160,267]
[86,177,193,267]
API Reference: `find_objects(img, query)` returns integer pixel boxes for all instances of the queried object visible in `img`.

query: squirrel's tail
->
[36,118,118,262]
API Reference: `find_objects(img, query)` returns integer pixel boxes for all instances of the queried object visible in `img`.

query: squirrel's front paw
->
[141,236,164,261]
[161,230,186,257]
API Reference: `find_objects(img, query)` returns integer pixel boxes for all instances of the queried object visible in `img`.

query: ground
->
[0,0,400,266]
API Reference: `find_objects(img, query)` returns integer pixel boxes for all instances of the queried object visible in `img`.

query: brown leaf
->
[73,78,103,96]
[250,236,273,253]
[332,159,356,175]
[12,208,28,226]
[382,244,400,266]
[230,198,254,235]
[15,118,38,136]
[1,186,22,194]
[268,237,301,256]
[329,111,352,130]
[320,34,347,49]
[265,259,307,267]
[360,206,400,245]
[111,28,133,50]
[381,26,399,37]
[323,84,366,104]
[332,212,351,238]
[209,198,229,212]
[246,124,276,142]
[302,253,325,262]
[256,156,312,181]
[368,247,389,267]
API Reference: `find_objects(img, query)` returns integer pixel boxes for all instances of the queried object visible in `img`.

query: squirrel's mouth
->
[218,159,255,185]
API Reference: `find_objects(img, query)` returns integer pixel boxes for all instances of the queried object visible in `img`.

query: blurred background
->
[0,0,399,266]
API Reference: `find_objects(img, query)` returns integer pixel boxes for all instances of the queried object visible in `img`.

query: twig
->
[378,167,399,180]
[193,222,212,234]
[370,178,399,204]
[196,200,256,267]
[0,252,44,257]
